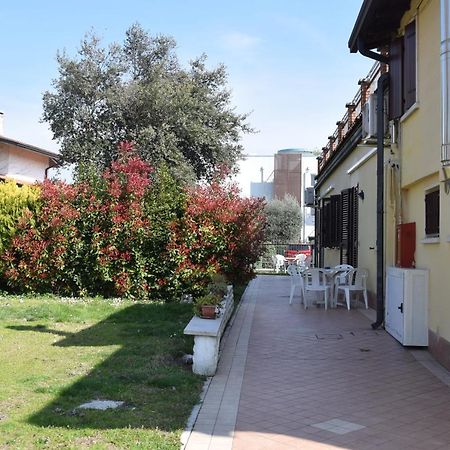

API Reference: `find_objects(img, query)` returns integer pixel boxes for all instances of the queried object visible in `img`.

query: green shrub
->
[2,145,266,300]
[264,194,301,243]
[0,181,39,253]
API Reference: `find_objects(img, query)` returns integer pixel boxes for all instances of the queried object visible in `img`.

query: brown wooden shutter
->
[404,20,416,111]
[389,37,404,119]
[330,195,341,247]
[340,187,359,266]
[340,189,350,264]
[322,198,331,247]
[315,202,321,267]
[348,187,359,267]
[425,189,440,236]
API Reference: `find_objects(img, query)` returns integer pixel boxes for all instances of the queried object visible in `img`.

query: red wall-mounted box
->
[396,222,416,268]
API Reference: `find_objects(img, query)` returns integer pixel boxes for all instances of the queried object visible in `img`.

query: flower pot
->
[200,305,216,319]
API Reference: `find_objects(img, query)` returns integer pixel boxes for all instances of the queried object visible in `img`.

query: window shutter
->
[320,198,328,248]
[348,187,359,267]
[340,188,359,266]
[315,203,321,267]
[321,196,342,248]
[404,20,416,111]
[389,37,404,119]
[330,195,341,247]
[340,189,350,264]
[425,189,440,236]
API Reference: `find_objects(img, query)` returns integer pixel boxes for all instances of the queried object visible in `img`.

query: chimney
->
[328,135,336,153]
[336,121,344,144]
[345,102,356,128]
[358,78,370,106]
[0,112,4,135]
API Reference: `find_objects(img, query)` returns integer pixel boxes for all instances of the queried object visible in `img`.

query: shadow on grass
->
[8,303,203,431]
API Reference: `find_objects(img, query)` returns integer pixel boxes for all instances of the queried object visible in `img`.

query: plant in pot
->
[193,292,222,319]
[208,273,229,299]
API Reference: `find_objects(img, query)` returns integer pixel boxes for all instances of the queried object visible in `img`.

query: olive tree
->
[42,24,252,181]
[264,194,302,243]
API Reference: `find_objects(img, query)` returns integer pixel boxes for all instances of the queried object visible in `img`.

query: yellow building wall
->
[400,0,441,186]
[401,176,449,341]
[318,144,383,298]
[399,0,450,345]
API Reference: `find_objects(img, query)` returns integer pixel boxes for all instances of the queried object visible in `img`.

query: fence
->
[255,243,313,271]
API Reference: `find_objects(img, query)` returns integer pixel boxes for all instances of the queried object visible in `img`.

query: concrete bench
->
[184,286,234,376]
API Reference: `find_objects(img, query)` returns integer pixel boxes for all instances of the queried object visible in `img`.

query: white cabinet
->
[385,267,429,346]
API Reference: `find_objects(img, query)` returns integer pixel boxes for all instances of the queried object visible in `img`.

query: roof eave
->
[348,0,411,53]
[0,136,59,160]
[349,0,374,53]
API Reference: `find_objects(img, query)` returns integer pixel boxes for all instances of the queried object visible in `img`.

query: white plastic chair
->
[333,264,353,304]
[303,268,331,310]
[272,254,286,273]
[336,268,368,310]
[287,264,304,305]
[334,264,353,271]
[294,253,307,269]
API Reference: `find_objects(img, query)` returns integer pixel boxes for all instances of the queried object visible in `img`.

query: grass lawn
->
[0,294,206,449]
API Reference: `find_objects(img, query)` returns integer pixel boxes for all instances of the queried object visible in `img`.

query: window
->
[318,187,359,266]
[425,188,440,237]
[389,20,416,119]
[403,20,417,111]
[320,195,340,248]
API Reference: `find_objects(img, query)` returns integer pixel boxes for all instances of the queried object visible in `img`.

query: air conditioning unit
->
[362,94,377,138]
[389,120,399,145]
[304,187,315,207]
[442,143,450,166]
[362,93,389,139]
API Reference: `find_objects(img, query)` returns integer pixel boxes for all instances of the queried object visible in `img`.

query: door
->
[385,269,404,343]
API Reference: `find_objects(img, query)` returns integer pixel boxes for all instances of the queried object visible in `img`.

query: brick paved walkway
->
[184,275,450,450]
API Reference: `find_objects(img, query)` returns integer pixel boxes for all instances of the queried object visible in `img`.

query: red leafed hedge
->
[171,178,266,290]
[1,143,266,300]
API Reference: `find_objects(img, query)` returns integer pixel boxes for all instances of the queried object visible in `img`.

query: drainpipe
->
[357,37,389,64]
[441,0,450,162]
[373,72,389,329]
[356,38,389,329]
[45,158,58,180]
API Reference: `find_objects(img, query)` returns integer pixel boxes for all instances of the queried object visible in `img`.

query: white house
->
[0,112,58,184]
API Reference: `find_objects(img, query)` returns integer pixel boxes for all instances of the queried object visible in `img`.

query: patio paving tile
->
[183,275,450,449]
[230,275,450,450]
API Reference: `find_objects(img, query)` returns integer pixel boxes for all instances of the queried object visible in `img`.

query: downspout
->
[373,72,389,329]
[45,158,58,180]
[441,0,450,165]
[357,38,389,329]
[357,37,389,64]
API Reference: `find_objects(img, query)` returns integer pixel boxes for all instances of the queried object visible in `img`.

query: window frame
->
[403,19,417,112]
[389,19,417,120]
[424,186,440,238]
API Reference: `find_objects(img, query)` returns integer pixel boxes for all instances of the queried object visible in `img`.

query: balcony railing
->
[318,62,383,174]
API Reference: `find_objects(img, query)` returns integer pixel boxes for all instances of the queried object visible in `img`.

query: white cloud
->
[221,31,262,51]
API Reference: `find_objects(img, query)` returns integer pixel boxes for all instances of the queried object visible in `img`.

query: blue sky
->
[0,0,372,157]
